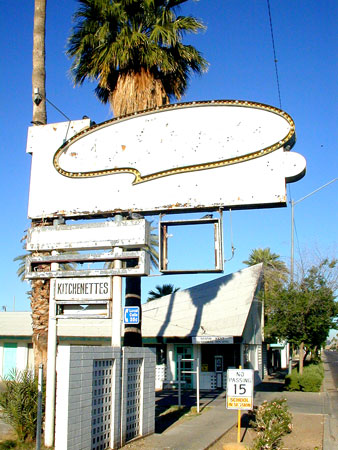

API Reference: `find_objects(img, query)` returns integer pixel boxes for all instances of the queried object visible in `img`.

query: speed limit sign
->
[226,368,254,410]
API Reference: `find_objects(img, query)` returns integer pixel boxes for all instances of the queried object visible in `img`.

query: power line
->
[267,0,282,109]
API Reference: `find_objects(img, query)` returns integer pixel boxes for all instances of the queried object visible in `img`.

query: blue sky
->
[0,0,337,313]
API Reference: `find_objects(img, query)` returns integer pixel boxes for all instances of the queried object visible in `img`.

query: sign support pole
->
[44,277,57,447]
[112,214,123,347]
[178,356,182,408]
[196,358,200,414]
[237,365,242,444]
[111,249,122,347]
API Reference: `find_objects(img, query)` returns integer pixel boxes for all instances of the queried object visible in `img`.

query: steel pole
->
[178,356,181,408]
[290,178,337,281]
[44,278,57,447]
[291,200,294,282]
[36,364,43,450]
[196,358,200,413]
[112,214,123,347]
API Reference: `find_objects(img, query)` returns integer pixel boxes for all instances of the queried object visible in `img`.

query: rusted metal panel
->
[25,251,150,279]
[26,220,150,251]
[26,101,306,219]
[55,301,111,319]
[159,216,224,273]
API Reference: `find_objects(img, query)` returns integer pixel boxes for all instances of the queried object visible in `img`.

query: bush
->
[0,370,44,442]
[285,363,324,392]
[284,371,300,391]
[250,398,292,450]
[299,363,324,392]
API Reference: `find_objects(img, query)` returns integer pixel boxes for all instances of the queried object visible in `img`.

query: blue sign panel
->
[124,306,140,324]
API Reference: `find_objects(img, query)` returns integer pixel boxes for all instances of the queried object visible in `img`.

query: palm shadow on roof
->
[142,264,263,339]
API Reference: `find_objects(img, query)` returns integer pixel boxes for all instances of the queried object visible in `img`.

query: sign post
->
[226,367,254,443]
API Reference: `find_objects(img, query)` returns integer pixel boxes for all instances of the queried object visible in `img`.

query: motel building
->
[0,264,265,389]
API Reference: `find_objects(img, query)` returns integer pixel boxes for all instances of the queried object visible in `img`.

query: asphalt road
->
[323,350,338,449]
[323,349,338,389]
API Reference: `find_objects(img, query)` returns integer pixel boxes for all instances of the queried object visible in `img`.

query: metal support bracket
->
[159,214,224,274]
[25,250,150,279]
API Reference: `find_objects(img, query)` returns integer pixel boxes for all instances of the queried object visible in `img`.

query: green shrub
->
[285,363,324,392]
[0,370,44,442]
[250,398,292,450]
[285,371,300,391]
[299,363,324,392]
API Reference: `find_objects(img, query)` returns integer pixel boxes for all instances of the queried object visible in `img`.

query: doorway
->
[3,343,17,378]
[174,344,193,388]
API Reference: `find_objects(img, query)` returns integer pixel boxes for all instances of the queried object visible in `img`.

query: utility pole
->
[290,178,337,281]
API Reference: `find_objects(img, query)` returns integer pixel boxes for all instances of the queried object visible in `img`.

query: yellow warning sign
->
[227,396,253,410]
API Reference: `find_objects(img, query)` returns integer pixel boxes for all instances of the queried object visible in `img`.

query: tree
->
[31,0,49,376]
[68,0,207,346]
[243,247,289,345]
[14,247,77,376]
[32,0,47,124]
[147,283,180,301]
[243,247,288,291]
[67,0,208,117]
[266,259,337,375]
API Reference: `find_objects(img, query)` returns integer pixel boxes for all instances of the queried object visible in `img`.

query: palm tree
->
[32,0,47,124]
[14,247,77,375]
[68,0,207,346]
[243,247,289,291]
[67,0,208,117]
[31,0,49,376]
[147,284,180,301]
[243,248,289,362]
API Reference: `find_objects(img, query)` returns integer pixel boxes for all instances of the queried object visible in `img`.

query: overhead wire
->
[266,0,297,271]
[266,0,282,109]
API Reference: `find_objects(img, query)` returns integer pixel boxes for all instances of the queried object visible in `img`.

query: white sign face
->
[192,336,233,344]
[226,368,254,410]
[26,220,150,251]
[27,101,306,219]
[55,277,111,300]
[56,302,110,318]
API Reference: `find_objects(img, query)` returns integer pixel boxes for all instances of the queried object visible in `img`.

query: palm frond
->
[67,0,208,115]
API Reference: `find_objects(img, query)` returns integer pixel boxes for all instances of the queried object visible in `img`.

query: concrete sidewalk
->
[122,368,334,450]
[122,390,236,450]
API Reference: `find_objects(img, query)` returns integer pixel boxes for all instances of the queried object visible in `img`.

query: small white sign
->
[226,368,254,410]
[192,336,233,344]
[55,277,111,300]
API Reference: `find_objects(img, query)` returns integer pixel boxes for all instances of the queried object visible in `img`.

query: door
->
[214,355,223,388]
[175,344,193,388]
[3,343,17,378]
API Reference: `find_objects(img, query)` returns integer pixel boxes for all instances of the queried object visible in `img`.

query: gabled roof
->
[0,264,263,340]
[142,263,263,338]
[0,312,32,336]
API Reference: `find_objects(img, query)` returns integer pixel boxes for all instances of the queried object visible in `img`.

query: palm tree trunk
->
[31,0,48,375]
[32,0,47,124]
[31,276,50,376]
[124,264,142,347]
[111,68,168,117]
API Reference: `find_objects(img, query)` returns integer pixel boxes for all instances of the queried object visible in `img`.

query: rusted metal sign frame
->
[159,214,224,274]
[26,219,150,251]
[26,101,306,220]
[25,250,150,279]
[55,300,111,319]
